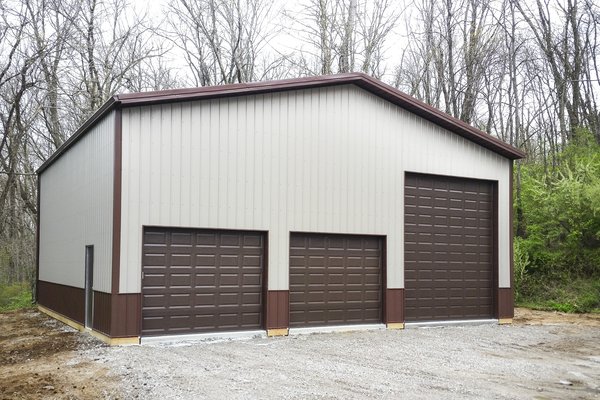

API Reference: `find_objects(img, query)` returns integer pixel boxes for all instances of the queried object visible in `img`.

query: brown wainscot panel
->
[111,293,141,338]
[497,288,514,319]
[37,280,85,324]
[94,291,141,338]
[93,292,141,338]
[266,290,289,329]
[93,291,112,335]
[385,288,404,323]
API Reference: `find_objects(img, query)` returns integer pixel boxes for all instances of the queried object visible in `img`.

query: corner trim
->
[509,160,515,289]
[35,175,41,302]
[111,108,122,295]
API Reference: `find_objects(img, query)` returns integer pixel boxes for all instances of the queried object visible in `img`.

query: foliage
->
[513,237,530,300]
[0,283,33,312]
[516,277,600,314]
[515,128,600,311]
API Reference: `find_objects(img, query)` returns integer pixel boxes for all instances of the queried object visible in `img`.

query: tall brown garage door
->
[404,173,495,321]
[142,228,264,336]
[289,233,383,327]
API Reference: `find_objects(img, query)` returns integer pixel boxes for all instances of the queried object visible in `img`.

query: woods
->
[0,0,599,311]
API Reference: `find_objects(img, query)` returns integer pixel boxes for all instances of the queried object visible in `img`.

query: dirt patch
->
[0,310,120,399]
[514,307,600,327]
[1,310,80,366]
[2,308,600,399]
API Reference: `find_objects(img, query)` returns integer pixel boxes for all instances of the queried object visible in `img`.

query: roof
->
[37,73,525,174]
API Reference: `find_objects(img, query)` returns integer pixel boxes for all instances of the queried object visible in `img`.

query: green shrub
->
[515,277,600,313]
[515,128,600,313]
[0,283,32,312]
[513,237,530,301]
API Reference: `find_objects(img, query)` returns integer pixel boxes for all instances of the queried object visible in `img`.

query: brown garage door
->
[404,173,495,322]
[142,228,264,336]
[289,233,383,327]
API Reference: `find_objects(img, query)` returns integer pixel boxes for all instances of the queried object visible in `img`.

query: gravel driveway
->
[85,321,600,399]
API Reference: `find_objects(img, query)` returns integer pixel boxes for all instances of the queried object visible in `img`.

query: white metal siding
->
[120,86,511,293]
[39,112,114,292]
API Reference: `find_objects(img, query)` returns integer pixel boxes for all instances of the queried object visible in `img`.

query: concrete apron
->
[404,319,499,328]
[289,323,387,336]
[140,330,267,345]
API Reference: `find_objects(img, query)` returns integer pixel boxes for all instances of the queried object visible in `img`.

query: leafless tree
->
[67,0,162,121]
[288,0,400,77]
[0,0,163,289]
[513,0,600,142]
[0,0,39,286]
[395,0,501,124]
[165,0,283,86]
[2,0,600,292]
[25,0,79,149]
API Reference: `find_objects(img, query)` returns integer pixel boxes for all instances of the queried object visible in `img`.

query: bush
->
[514,129,600,313]
[516,276,600,313]
[513,237,530,301]
[0,283,32,312]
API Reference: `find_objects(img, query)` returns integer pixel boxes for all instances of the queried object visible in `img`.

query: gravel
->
[79,323,600,399]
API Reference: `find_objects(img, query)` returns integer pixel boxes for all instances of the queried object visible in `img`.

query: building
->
[36,73,525,344]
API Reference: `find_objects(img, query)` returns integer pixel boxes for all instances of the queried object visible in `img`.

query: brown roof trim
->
[37,97,118,174]
[37,73,524,175]
[351,74,526,160]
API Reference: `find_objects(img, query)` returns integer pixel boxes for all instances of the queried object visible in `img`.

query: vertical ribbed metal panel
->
[120,85,510,293]
[39,111,115,292]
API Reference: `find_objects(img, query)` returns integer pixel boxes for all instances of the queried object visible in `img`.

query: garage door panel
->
[241,273,261,286]
[326,274,345,284]
[144,231,168,245]
[167,294,192,307]
[289,292,307,303]
[242,254,262,265]
[143,253,167,265]
[289,256,306,266]
[194,232,217,245]
[170,232,193,245]
[289,235,306,248]
[143,294,167,308]
[405,173,495,322]
[289,233,383,328]
[219,255,241,266]
[219,274,240,286]
[193,293,216,305]
[364,273,381,285]
[194,255,217,266]
[142,228,264,336]
[142,273,167,287]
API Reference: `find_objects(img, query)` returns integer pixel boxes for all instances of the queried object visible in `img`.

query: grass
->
[0,283,33,312]
[516,276,600,314]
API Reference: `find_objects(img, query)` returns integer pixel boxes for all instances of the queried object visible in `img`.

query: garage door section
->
[289,233,383,328]
[404,173,495,322]
[142,228,264,336]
